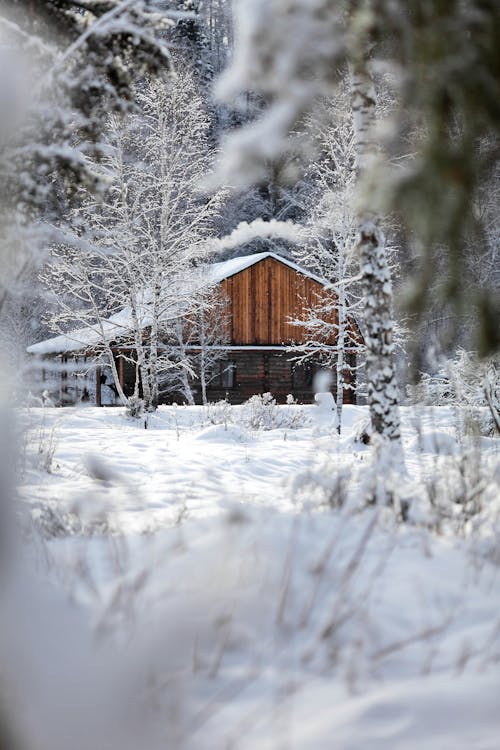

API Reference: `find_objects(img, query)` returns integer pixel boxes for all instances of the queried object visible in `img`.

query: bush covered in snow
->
[202,394,309,431]
[203,399,232,428]
[239,392,308,430]
[412,350,500,436]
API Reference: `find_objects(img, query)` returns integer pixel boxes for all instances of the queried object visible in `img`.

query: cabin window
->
[292,362,315,389]
[220,361,236,389]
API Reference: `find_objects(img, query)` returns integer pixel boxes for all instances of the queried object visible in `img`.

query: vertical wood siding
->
[220,256,339,346]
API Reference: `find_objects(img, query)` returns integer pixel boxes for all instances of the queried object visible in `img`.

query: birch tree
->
[44,69,225,412]
[192,286,230,405]
[349,46,401,442]
[215,0,402,443]
[159,284,230,405]
[41,246,130,406]
[291,95,364,432]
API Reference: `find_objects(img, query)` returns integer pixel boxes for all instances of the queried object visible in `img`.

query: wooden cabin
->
[27,252,363,406]
[188,252,361,404]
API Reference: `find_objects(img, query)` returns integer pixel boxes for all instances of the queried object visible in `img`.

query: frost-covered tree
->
[44,69,226,412]
[41,245,132,406]
[0,0,172,219]
[413,137,500,366]
[192,286,230,405]
[290,95,364,432]
[349,40,401,443]
[413,349,500,436]
[159,284,230,405]
[215,0,500,352]
[214,0,500,441]
[0,1,174,318]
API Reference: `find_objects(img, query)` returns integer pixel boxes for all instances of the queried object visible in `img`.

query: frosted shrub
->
[412,350,500,436]
[28,502,82,538]
[24,501,115,539]
[25,406,59,474]
[240,393,307,431]
[202,396,310,431]
[239,393,277,430]
[37,425,58,474]
[415,446,500,537]
[282,394,310,429]
[203,399,232,427]
[126,395,145,419]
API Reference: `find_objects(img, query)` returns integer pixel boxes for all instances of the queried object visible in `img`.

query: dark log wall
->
[220,256,339,346]
[199,351,357,405]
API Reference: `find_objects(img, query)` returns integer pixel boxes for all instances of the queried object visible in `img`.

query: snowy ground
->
[4,403,500,750]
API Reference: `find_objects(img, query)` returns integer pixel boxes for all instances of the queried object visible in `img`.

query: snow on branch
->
[214,0,344,187]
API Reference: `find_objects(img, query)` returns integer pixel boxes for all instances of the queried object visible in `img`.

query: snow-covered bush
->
[239,392,307,430]
[413,350,500,436]
[26,502,83,539]
[410,446,500,539]
[240,392,279,431]
[126,395,145,420]
[21,407,59,475]
[36,425,58,475]
[203,399,232,428]
[201,395,309,431]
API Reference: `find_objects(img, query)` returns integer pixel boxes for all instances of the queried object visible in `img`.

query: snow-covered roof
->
[27,253,329,355]
[26,309,134,355]
[208,251,328,286]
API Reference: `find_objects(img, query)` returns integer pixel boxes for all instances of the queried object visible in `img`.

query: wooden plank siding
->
[220,256,339,346]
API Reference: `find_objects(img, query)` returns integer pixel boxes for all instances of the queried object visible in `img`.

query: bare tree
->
[192,286,231,405]
[291,94,364,431]
[43,69,226,412]
[158,284,230,405]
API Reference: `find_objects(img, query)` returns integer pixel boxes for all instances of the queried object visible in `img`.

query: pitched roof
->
[27,253,330,355]
[208,251,328,286]
[27,309,132,355]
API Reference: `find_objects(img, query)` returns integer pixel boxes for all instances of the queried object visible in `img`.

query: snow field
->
[8,403,500,749]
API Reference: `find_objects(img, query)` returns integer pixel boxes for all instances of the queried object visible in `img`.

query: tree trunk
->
[350,56,401,444]
[199,310,208,405]
[180,371,195,405]
[89,297,128,407]
[129,293,153,412]
[148,277,162,410]
[200,352,208,405]
[336,279,346,434]
[104,345,128,406]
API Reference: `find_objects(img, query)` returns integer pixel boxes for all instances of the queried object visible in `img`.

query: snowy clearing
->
[5,404,499,749]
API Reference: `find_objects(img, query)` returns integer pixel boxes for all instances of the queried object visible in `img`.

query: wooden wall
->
[195,351,357,406]
[220,256,339,346]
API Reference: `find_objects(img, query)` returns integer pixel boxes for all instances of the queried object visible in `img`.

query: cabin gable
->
[220,255,338,346]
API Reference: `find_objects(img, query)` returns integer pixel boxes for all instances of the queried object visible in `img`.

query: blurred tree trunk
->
[350,53,401,443]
